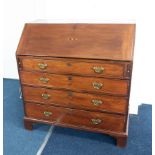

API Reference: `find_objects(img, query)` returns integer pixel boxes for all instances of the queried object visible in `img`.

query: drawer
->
[25,102,126,132]
[20,71,129,96]
[21,58,126,78]
[23,86,128,114]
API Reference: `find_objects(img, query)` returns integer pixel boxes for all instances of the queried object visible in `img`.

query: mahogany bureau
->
[16,24,135,147]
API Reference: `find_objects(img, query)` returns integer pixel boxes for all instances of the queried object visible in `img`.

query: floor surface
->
[4,79,152,155]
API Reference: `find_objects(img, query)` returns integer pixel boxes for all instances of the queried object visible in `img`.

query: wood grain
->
[16,24,135,61]
[23,86,128,114]
[20,71,129,96]
[21,57,126,78]
[16,23,135,147]
[25,102,126,132]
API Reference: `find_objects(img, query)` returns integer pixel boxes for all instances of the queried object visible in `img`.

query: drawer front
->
[23,86,128,114]
[20,71,129,96]
[21,58,125,78]
[25,102,126,132]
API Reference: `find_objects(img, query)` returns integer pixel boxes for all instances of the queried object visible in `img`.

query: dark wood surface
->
[25,102,126,132]
[24,118,33,130]
[116,136,128,147]
[16,24,135,147]
[23,86,128,114]
[16,24,135,61]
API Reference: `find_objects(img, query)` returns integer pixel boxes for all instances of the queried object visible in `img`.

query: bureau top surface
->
[16,24,135,61]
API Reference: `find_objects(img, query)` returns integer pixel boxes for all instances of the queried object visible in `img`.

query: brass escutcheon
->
[43,111,52,117]
[38,63,48,69]
[92,82,103,89]
[92,99,103,106]
[39,77,49,83]
[41,93,50,99]
[68,37,78,41]
[92,66,104,74]
[91,118,102,125]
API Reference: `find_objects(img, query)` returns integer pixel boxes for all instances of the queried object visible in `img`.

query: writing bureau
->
[16,24,135,147]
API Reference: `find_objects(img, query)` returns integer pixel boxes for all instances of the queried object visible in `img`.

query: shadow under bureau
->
[16,24,135,147]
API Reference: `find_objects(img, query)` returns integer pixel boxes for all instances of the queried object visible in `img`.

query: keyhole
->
[68,76,72,80]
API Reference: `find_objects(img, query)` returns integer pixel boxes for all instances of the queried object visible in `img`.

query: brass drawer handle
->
[42,93,50,99]
[38,63,48,69]
[43,111,52,117]
[92,82,103,89]
[39,77,49,83]
[91,118,102,125]
[92,99,103,106]
[92,66,104,74]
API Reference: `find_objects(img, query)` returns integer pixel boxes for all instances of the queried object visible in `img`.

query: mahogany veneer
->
[16,23,135,147]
